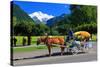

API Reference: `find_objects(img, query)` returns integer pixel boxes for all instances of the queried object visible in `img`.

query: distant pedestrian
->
[22,37,26,46]
[13,36,17,47]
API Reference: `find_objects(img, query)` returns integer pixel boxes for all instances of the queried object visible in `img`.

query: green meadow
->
[13,45,47,53]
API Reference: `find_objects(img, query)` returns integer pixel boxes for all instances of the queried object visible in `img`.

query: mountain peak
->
[29,11,54,24]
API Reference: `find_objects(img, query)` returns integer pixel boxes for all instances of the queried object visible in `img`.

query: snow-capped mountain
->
[29,11,54,24]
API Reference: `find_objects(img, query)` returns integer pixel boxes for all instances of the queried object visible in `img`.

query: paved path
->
[12,42,97,66]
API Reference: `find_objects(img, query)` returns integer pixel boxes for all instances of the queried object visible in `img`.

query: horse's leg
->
[61,46,65,55]
[47,45,51,56]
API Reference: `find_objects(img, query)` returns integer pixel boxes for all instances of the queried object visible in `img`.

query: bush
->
[74,22,97,34]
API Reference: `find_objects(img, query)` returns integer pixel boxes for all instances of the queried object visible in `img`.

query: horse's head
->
[37,37,46,46]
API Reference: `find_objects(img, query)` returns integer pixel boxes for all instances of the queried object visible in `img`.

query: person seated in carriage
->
[64,28,74,46]
[67,28,74,40]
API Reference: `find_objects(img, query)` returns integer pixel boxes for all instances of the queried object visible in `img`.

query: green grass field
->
[15,36,39,46]
[13,45,47,53]
[91,34,97,41]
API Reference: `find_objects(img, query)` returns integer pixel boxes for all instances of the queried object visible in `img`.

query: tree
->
[74,22,97,34]
[12,3,35,45]
[70,5,97,26]
[14,21,34,45]
[31,23,50,36]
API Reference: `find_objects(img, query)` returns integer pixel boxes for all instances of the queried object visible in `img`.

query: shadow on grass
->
[13,52,85,61]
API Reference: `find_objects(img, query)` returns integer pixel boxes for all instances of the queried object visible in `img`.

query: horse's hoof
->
[61,54,63,56]
[48,55,51,57]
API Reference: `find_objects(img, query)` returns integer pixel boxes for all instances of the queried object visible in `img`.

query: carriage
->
[65,31,92,54]
[65,40,89,55]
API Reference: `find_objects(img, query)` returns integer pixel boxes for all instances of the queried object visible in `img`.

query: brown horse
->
[37,36,65,56]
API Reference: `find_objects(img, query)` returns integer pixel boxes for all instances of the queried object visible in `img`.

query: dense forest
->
[11,3,97,37]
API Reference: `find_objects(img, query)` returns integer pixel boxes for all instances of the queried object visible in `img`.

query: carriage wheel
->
[84,46,89,53]
[71,47,79,55]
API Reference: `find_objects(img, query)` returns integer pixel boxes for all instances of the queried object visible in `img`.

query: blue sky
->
[13,1,71,16]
